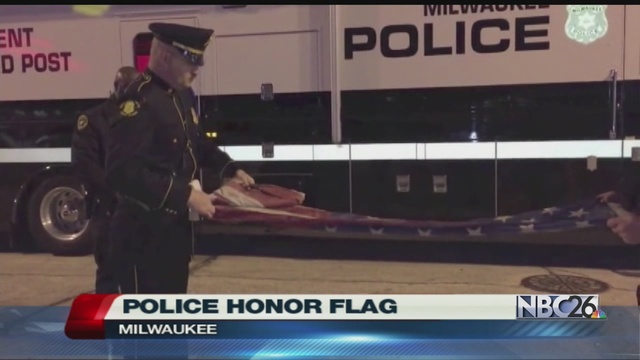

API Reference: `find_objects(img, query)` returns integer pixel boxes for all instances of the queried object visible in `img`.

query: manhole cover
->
[521,275,609,294]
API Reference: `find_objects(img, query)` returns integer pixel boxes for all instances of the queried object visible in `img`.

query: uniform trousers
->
[108,204,192,359]
[92,210,119,294]
[109,204,192,294]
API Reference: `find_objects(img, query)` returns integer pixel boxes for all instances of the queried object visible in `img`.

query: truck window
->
[133,33,153,72]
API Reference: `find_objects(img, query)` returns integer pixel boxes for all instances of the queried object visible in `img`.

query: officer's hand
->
[234,169,255,186]
[187,189,216,219]
[596,191,616,203]
[607,215,640,245]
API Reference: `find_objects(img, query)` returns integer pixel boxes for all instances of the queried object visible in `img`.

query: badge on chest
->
[120,100,140,117]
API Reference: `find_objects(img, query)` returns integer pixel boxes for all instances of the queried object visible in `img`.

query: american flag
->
[211,183,618,239]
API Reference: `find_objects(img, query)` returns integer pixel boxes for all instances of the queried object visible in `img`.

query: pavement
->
[1,253,638,306]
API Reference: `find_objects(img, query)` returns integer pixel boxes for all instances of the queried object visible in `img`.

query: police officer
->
[105,22,254,295]
[71,66,140,294]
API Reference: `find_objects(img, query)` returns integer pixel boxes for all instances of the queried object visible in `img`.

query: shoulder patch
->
[191,107,199,125]
[77,114,88,131]
[119,100,140,117]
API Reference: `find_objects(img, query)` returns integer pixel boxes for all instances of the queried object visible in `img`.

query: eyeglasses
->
[178,49,203,66]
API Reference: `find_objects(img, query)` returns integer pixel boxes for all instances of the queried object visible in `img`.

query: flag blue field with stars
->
[307,200,618,238]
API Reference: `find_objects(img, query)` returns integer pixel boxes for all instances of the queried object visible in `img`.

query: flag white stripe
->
[1,140,639,163]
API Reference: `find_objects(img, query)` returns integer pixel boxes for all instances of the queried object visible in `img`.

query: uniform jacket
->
[71,97,118,214]
[105,70,237,218]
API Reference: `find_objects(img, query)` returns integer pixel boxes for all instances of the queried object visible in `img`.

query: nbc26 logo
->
[516,295,605,319]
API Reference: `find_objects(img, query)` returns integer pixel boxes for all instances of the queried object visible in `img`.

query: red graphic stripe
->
[64,294,120,340]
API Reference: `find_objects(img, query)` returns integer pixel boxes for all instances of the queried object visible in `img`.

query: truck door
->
[210,28,323,195]
[118,17,203,95]
[622,6,640,202]
[494,5,628,215]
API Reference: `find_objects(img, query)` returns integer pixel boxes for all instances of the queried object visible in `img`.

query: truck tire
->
[26,175,94,255]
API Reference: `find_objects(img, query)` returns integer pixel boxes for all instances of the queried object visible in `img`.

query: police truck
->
[0,5,634,254]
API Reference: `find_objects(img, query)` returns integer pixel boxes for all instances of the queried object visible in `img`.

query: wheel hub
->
[39,186,89,242]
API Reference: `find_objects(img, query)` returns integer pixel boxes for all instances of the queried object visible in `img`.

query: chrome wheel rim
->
[39,186,89,242]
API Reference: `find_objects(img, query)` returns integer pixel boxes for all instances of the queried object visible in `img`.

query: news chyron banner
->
[64,294,606,340]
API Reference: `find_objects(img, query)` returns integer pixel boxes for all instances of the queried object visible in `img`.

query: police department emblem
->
[191,108,199,125]
[119,100,140,117]
[76,115,88,131]
[565,5,608,45]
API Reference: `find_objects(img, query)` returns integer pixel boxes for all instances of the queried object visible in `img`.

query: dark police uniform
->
[105,23,238,294]
[71,97,120,294]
